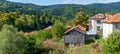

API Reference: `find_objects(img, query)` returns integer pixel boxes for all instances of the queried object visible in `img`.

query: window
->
[115,24,120,29]
[116,24,118,28]
[97,20,101,24]
[97,26,100,31]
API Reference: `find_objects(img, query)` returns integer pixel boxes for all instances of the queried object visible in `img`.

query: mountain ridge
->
[1,0,120,19]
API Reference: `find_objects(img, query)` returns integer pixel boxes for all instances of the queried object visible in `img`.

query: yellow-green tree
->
[72,12,89,26]
[51,21,66,38]
[0,24,26,54]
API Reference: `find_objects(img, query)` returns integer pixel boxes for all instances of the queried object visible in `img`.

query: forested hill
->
[0,0,45,15]
[1,0,120,19]
[0,0,104,19]
[86,2,120,12]
[43,4,104,18]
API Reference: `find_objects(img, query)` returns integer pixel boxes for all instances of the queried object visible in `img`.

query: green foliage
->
[86,3,120,13]
[0,24,26,54]
[30,30,52,48]
[65,45,100,54]
[35,30,52,41]
[23,22,67,54]
[1,1,120,24]
[51,21,66,38]
[0,1,109,30]
[24,35,40,54]
[14,14,36,30]
[72,12,89,26]
[103,30,120,54]
[39,14,53,28]
[23,30,52,54]
[0,1,105,21]
[43,4,104,19]
[0,11,53,31]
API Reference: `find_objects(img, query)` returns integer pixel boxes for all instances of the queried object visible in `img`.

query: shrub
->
[43,39,65,54]
[103,30,120,54]
[51,21,66,38]
[90,43,99,49]
[0,24,26,54]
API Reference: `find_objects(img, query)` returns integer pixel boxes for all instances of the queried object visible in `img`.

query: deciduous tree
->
[0,24,26,54]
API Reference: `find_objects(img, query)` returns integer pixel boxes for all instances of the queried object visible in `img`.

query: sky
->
[7,0,120,5]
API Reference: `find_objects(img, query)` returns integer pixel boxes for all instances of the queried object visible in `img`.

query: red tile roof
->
[64,24,86,35]
[91,13,112,19]
[103,13,120,23]
[91,13,106,19]
[76,24,86,33]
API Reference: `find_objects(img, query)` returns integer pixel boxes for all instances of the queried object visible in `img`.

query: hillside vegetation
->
[0,0,105,20]
[0,0,120,54]
[1,0,120,20]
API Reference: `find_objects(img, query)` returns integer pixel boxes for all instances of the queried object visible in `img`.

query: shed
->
[63,25,86,47]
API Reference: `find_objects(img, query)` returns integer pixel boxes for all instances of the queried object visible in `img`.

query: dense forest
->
[1,0,120,21]
[0,0,119,30]
[0,0,105,31]
[1,0,120,20]
[0,0,105,20]
[86,2,120,12]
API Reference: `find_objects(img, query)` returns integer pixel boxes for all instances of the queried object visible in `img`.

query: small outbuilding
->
[63,25,86,47]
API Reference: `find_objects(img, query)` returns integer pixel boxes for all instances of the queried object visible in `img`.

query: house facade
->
[103,13,120,39]
[89,13,111,32]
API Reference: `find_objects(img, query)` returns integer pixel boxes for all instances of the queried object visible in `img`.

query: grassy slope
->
[64,39,104,54]
[65,45,97,54]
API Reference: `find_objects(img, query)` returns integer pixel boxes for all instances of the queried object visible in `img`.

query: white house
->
[103,13,120,39]
[89,13,111,32]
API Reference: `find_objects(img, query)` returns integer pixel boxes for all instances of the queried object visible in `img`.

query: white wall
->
[91,20,97,32]
[90,19,103,32]
[103,23,113,39]
[103,23,120,39]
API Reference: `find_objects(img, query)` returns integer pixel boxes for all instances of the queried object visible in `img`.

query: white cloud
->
[63,0,80,4]
[99,0,120,3]
[108,0,120,2]
[63,0,120,4]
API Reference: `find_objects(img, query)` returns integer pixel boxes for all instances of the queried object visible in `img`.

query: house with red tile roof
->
[103,13,120,39]
[89,13,112,32]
